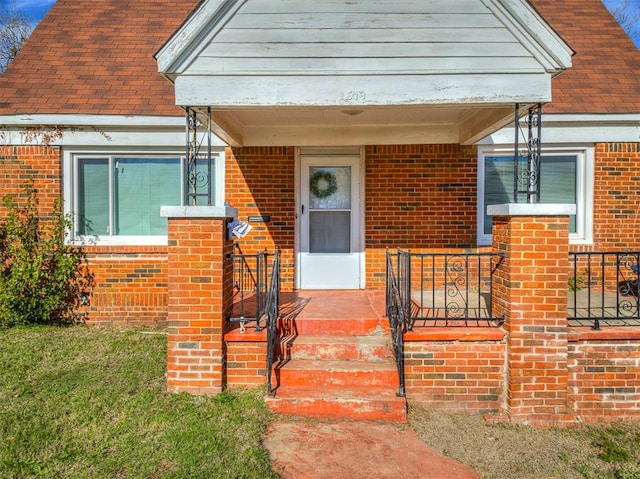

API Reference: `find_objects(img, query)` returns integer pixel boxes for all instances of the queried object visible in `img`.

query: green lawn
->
[3,326,640,479]
[0,326,278,479]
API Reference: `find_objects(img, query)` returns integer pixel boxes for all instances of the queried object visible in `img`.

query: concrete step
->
[287,317,389,335]
[284,334,393,361]
[274,358,399,388]
[266,385,407,422]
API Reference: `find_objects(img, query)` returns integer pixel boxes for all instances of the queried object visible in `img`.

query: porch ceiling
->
[194,104,526,147]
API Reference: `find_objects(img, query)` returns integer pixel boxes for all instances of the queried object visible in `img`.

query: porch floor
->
[278,289,386,325]
[230,289,389,333]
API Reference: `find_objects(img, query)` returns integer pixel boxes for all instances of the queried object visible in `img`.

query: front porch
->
[161,208,640,426]
[226,288,506,422]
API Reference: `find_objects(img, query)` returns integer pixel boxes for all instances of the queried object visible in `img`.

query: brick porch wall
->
[404,332,506,414]
[568,331,640,423]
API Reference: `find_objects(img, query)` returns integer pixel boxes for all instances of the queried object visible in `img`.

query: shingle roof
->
[532,0,640,114]
[0,0,638,117]
[0,0,200,116]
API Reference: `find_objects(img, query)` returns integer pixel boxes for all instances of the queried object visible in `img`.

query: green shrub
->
[0,183,93,328]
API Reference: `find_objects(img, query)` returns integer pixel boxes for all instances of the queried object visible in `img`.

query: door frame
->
[294,147,366,289]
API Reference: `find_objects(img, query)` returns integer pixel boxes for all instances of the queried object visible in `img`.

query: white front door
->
[298,154,362,289]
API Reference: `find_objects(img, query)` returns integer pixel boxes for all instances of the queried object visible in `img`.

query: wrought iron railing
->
[388,250,505,328]
[265,250,280,395]
[385,249,410,397]
[227,245,270,332]
[569,252,640,330]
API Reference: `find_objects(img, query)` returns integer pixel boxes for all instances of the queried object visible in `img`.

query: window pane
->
[484,156,515,235]
[484,155,577,235]
[309,166,351,209]
[540,156,577,232]
[78,159,109,235]
[310,211,350,253]
[114,158,181,235]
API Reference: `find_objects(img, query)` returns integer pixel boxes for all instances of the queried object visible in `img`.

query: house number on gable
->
[341,90,367,103]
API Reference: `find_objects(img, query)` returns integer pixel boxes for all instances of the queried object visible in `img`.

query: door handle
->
[301,204,304,215]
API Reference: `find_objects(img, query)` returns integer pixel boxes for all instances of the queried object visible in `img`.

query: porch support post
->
[489,203,577,426]
[161,206,237,395]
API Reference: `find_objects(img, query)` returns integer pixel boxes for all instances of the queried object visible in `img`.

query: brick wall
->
[581,142,640,251]
[1,142,640,325]
[568,333,640,423]
[404,333,505,414]
[491,214,575,426]
[225,147,296,290]
[226,337,268,388]
[165,217,233,395]
[365,144,478,288]
[0,145,61,217]
[81,247,169,326]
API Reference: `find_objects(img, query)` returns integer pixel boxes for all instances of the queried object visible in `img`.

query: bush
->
[0,183,93,328]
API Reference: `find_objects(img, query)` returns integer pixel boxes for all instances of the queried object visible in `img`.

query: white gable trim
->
[156,0,245,76]
[481,0,573,74]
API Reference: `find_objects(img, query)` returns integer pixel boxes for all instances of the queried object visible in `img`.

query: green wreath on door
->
[310,170,338,199]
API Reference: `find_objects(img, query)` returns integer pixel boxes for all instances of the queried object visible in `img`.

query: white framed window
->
[64,149,225,245]
[477,146,594,245]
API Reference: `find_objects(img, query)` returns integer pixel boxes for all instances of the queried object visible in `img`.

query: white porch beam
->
[174,74,552,109]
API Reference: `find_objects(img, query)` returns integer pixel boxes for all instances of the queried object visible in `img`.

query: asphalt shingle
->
[0,0,638,116]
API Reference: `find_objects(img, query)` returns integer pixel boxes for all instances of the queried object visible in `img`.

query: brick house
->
[1,0,639,425]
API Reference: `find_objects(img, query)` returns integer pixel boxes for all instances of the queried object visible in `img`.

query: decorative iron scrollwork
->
[185,107,214,206]
[514,103,542,204]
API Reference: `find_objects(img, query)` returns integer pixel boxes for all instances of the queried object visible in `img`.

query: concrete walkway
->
[264,419,480,479]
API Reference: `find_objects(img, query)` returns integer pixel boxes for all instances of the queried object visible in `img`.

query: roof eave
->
[156,0,241,75]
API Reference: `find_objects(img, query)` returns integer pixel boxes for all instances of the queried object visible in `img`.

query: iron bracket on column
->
[513,103,542,204]
[185,106,214,206]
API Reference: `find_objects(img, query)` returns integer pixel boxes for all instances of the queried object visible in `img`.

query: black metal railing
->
[265,250,280,395]
[228,245,270,332]
[388,250,505,328]
[569,252,640,330]
[385,250,410,397]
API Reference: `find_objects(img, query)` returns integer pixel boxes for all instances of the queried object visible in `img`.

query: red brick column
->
[490,204,577,427]
[162,207,236,395]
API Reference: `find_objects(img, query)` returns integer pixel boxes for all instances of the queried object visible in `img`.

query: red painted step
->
[266,385,407,422]
[274,359,398,388]
[286,335,393,362]
[286,317,389,335]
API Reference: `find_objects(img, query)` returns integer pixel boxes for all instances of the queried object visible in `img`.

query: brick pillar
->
[490,204,577,427]
[162,206,236,395]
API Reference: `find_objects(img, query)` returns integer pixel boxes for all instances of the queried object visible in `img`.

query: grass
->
[3,325,640,479]
[0,326,278,479]
[409,407,640,479]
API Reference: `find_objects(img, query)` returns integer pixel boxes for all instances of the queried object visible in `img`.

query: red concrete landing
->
[279,290,387,320]
[264,419,481,479]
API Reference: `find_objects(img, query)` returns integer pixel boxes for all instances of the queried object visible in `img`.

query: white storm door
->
[299,156,362,289]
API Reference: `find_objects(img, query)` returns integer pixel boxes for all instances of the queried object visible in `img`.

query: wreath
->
[310,170,337,199]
